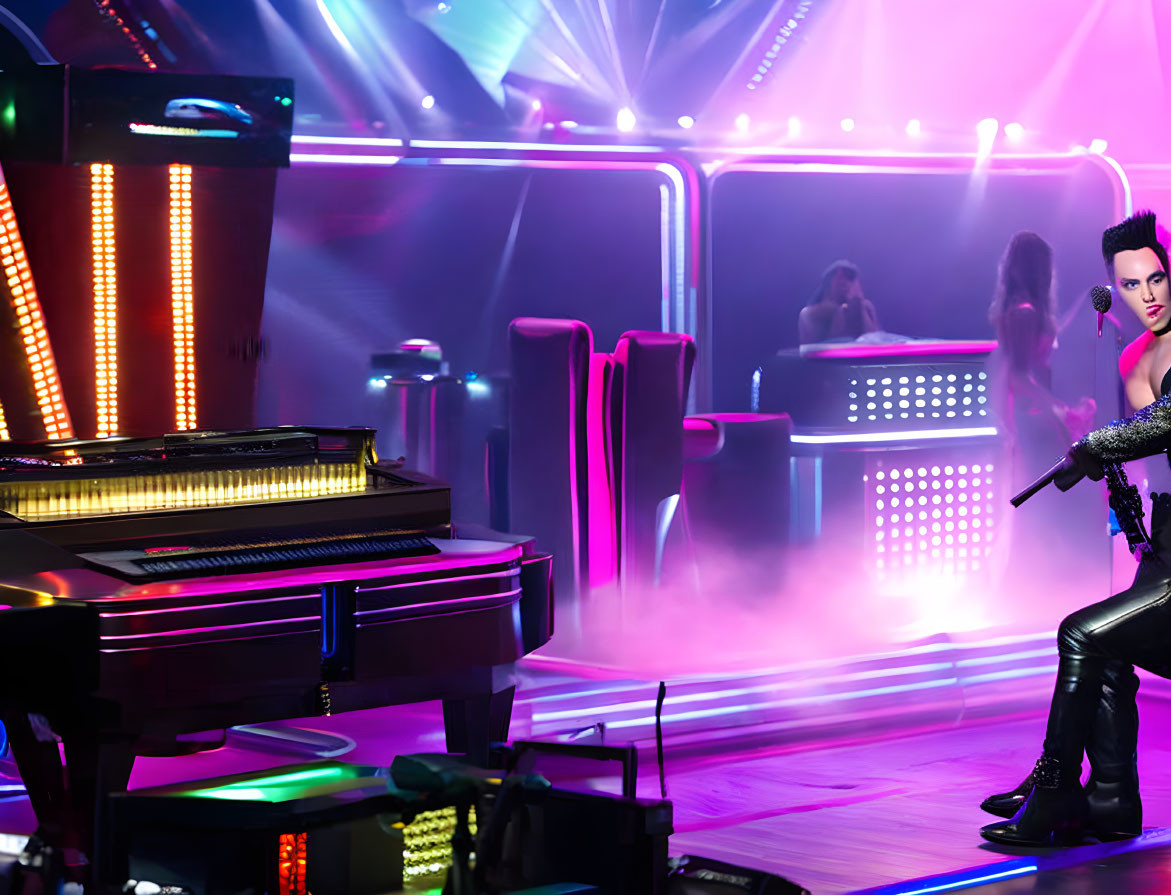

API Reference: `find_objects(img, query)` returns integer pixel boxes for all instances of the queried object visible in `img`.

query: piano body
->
[0,427,552,877]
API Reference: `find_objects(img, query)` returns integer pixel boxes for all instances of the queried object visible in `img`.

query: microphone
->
[1091,285,1112,338]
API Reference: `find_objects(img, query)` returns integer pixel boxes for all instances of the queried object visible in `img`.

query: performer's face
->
[831,269,863,303]
[1113,247,1170,331]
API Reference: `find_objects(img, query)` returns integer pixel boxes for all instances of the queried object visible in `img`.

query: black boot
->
[979,660,1140,824]
[981,654,1102,846]
[981,756,1088,846]
[1083,663,1141,840]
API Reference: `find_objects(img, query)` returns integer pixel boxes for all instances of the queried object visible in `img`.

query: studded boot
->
[981,654,1102,846]
[980,659,1138,824]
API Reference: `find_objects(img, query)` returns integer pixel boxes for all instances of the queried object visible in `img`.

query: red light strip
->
[91,164,117,437]
[277,832,308,895]
[93,0,157,70]
[0,180,71,439]
[169,164,195,430]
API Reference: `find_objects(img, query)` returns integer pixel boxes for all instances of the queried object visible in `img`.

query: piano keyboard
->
[81,533,439,580]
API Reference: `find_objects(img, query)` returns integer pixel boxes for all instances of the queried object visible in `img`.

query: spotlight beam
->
[498,0,612,98]
[482,173,535,336]
[533,0,623,100]
[634,0,671,94]
[591,0,630,102]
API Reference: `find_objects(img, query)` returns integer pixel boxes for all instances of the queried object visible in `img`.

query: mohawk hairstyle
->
[1102,210,1169,275]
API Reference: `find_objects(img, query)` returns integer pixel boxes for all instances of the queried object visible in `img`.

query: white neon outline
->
[792,426,998,445]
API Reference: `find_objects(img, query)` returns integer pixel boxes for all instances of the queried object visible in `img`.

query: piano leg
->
[442,684,516,767]
[61,731,135,886]
[1,711,71,845]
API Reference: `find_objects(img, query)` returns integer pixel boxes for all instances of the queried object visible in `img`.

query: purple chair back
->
[609,331,696,589]
[508,317,593,606]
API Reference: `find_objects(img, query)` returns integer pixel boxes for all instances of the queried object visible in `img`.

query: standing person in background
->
[797,260,880,344]
[988,231,1096,479]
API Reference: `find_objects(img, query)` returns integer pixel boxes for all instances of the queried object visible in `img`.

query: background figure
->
[988,231,1097,615]
[989,231,1096,478]
[797,260,880,344]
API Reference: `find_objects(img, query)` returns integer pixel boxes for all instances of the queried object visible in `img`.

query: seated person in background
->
[987,231,1095,466]
[797,260,880,345]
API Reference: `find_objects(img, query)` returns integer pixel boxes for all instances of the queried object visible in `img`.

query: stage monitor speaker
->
[668,855,810,895]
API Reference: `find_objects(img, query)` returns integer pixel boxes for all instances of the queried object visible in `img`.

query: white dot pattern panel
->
[847,368,988,426]
[868,453,998,583]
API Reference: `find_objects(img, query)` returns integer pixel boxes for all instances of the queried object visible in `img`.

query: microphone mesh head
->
[1091,285,1112,313]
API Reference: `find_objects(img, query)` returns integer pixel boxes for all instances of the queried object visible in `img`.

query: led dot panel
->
[91,163,118,438]
[848,369,989,425]
[401,806,477,881]
[0,180,72,440]
[867,455,998,582]
[169,164,195,431]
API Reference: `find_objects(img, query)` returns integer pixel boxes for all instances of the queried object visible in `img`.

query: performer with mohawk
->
[981,211,1171,846]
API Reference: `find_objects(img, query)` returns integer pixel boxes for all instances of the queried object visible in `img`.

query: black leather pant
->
[1044,494,1171,780]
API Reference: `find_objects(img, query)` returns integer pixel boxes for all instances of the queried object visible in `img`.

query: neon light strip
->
[408,139,666,153]
[534,660,959,722]
[888,863,1037,895]
[169,164,195,430]
[129,123,238,139]
[698,147,1096,162]
[99,614,319,641]
[91,163,117,437]
[292,135,404,147]
[353,587,521,619]
[800,340,997,359]
[99,592,316,617]
[288,153,402,166]
[792,427,998,445]
[103,545,523,602]
[0,180,71,439]
[1095,153,1133,216]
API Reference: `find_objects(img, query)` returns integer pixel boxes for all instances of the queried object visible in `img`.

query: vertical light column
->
[0,180,72,440]
[169,164,195,431]
[91,163,117,437]
[0,400,8,440]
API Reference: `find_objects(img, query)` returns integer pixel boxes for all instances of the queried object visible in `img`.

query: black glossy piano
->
[0,427,552,881]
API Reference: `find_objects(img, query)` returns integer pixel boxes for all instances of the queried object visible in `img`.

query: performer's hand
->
[1053,444,1104,491]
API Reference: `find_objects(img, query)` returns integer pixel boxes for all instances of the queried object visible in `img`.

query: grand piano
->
[0,427,552,880]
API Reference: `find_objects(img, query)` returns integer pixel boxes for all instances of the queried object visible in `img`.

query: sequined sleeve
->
[1078,393,1171,463]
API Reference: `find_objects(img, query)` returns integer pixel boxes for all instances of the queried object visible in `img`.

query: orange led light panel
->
[277,832,308,895]
[169,164,195,431]
[0,179,72,440]
[91,163,118,437]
